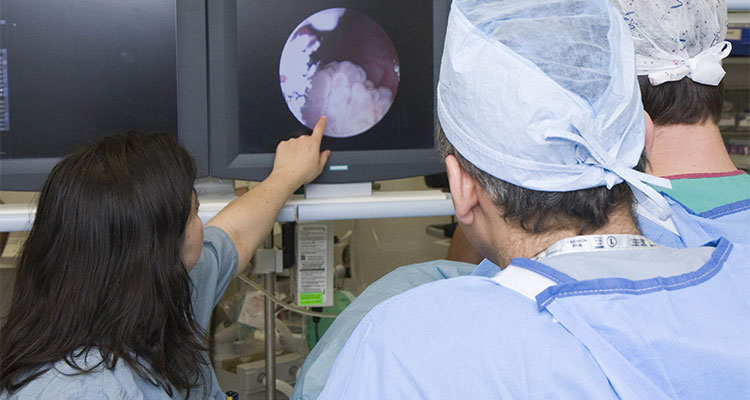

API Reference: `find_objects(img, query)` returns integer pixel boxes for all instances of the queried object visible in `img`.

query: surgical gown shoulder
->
[318,275,617,399]
[292,260,476,399]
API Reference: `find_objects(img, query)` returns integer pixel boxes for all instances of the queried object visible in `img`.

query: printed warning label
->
[296,222,333,306]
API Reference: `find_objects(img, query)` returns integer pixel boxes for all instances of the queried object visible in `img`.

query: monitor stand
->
[194,177,235,197]
[304,182,372,199]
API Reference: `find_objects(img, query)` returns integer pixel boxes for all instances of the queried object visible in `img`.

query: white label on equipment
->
[299,224,327,271]
[296,222,333,306]
[299,269,327,293]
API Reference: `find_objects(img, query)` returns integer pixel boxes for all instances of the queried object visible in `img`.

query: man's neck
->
[494,206,640,266]
[647,121,736,177]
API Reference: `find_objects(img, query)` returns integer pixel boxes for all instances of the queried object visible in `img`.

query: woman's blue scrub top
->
[7,226,238,400]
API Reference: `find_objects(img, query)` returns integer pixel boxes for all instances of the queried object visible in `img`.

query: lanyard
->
[531,234,659,260]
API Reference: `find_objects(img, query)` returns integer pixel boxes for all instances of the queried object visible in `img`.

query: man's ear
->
[446,155,479,226]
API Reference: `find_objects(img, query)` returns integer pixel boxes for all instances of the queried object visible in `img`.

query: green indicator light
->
[299,292,324,305]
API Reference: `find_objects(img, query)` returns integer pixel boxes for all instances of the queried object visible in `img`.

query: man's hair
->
[0,132,207,396]
[638,76,724,126]
[438,128,639,234]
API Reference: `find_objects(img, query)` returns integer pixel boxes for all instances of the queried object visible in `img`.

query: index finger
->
[311,116,327,143]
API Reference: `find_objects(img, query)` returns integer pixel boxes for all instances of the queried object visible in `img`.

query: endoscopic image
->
[279,8,400,138]
[237,1,433,154]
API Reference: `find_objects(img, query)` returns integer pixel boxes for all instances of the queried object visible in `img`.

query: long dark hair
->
[0,132,207,395]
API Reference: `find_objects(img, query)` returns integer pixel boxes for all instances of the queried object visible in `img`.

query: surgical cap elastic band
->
[638,41,732,86]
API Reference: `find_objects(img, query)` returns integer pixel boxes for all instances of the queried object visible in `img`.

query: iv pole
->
[262,234,276,400]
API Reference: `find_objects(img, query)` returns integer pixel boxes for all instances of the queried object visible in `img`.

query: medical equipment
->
[0,0,208,190]
[294,221,335,308]
[207,1,449,185]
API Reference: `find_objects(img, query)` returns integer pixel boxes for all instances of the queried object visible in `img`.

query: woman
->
[0,118,329,399]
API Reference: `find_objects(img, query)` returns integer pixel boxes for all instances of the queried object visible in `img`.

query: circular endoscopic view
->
[279,8,400,138]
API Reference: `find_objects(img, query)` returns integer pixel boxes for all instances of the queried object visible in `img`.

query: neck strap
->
[532,234,658,260]
[493,234,659,302]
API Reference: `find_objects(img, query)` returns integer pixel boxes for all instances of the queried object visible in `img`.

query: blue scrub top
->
[292,261,477,399]
[318,239,750,399]
[296,184,750,399]
[639,196,750,248]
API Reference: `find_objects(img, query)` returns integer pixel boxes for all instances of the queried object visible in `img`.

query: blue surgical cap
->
[437,0,673,219]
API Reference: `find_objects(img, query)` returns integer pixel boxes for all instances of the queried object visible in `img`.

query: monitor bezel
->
[207,0,449,184]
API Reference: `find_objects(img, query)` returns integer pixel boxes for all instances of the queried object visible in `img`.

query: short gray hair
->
[438,126,639,234]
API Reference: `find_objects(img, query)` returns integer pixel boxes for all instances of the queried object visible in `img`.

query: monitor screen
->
[209,0,448,183]
[0,0,208,190]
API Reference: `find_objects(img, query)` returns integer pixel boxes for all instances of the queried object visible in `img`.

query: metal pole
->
[264,272,276,399]
[263,233,276,399]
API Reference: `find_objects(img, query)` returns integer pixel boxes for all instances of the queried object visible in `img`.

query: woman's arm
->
[206,117,330,277]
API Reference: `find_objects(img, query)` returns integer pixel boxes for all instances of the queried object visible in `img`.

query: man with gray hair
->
[317,0,750,398]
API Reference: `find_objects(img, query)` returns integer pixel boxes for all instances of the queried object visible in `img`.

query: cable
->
[312,306,323,342]
[237,274,339,319]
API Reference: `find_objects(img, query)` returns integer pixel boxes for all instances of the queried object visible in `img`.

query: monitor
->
[208,0,449,184]
[0,0,208,190]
